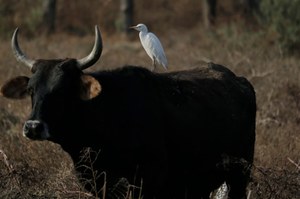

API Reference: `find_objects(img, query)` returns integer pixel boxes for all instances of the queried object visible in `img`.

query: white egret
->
[130,23,168,71]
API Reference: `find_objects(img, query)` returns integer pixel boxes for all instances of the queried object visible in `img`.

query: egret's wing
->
[139,34,154,60]
[143,33,168,69]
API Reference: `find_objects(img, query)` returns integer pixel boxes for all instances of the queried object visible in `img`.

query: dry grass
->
[0,1,299,198]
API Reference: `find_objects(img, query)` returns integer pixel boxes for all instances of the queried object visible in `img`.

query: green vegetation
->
[259,0,300,54]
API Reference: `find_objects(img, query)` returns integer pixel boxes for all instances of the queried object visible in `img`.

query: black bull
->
[1,26,256,199]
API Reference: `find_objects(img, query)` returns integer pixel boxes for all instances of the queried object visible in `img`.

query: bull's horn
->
[11,28,35,70]
[77,25,103,70]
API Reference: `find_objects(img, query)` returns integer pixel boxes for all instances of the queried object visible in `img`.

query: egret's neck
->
[139,31,147,39]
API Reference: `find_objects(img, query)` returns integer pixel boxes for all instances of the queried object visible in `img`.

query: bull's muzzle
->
[23,120,50,140]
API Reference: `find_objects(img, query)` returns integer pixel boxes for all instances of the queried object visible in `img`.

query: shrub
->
[259,0,300,54]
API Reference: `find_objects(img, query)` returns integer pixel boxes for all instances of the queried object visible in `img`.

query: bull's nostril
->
[23,123,29,132]
[23,120,50,140]
[35,122,44,132]
[25,120,40,129]
[23,120,38,137]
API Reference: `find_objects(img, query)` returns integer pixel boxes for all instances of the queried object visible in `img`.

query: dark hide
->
[1,60,256,199]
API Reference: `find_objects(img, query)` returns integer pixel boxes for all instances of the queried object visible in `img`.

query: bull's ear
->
[0,76,30,99]
[80,75,101,100]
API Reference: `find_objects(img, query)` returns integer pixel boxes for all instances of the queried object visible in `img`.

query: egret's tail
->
[162,63,168,70]
[159,58,168,70]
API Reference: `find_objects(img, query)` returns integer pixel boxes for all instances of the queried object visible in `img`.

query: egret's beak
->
[129,26,137,30]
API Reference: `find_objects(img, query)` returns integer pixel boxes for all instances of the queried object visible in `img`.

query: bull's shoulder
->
[88,66,154,80]
[85,66,161,95]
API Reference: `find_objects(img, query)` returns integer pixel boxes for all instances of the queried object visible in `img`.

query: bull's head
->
[1,26,102,141]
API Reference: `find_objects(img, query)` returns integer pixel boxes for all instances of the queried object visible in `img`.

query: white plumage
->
[131,23,168,71]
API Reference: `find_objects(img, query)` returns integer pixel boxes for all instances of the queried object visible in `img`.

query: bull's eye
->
[27,87,33,95]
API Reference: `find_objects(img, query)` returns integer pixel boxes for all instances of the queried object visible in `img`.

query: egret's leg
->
[152,59,156,71]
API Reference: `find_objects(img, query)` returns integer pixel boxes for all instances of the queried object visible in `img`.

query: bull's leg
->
[188,187,211,199]
[185,173,215,199]
[226,167,251,199]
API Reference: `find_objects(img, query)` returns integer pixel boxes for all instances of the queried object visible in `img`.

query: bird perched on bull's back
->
[130,23,168,71]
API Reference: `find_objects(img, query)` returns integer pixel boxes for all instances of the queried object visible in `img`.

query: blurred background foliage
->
[259,0,300,54]
[0,0,299,55]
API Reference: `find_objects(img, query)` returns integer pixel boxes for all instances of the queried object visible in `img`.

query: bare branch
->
[287,157,300,170]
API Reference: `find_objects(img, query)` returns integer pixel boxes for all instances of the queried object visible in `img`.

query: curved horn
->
[11,28,35,70]
[77,25,103,70]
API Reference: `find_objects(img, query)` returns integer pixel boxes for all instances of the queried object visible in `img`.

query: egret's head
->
[130,24,148,33]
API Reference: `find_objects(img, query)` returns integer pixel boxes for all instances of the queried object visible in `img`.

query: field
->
[0,1,300,198]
